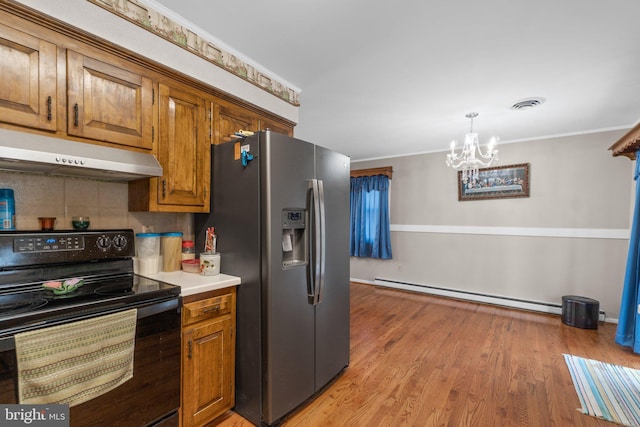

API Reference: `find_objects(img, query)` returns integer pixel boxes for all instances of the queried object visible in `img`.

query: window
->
[350,167,392,259]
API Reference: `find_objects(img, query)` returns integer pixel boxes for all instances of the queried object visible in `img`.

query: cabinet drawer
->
[183,294,232,325]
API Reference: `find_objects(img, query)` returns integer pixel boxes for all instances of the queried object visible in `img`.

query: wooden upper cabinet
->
[213,100,295,143]
[0,23,57,131]
[156,83,210,210]
[258,116,294,136]
[0,6,297,214]
[213,100,259,144]
[67,50,153,150]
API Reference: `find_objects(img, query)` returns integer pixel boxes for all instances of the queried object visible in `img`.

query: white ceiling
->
[152,0,640,161]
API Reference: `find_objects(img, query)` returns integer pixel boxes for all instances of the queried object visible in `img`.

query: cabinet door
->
[182,316,234,427]
[67,50,153,150]
[157,83,210,210]
[213,101,258,144]
[258,116,294,136]
[0,23,56,131]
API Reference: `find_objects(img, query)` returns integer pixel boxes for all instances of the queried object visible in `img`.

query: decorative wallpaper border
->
[87,0,300,106]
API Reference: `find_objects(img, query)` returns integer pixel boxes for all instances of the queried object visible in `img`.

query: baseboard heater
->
[373,278,608,322]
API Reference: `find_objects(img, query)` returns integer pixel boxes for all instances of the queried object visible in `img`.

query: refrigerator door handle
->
[316,179,326,304]
[307,179,322,305]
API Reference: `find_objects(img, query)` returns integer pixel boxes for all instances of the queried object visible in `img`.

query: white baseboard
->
[359,277,615,324]
[350,277,376,285]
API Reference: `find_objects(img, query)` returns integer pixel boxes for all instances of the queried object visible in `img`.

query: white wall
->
[350,130,633,319]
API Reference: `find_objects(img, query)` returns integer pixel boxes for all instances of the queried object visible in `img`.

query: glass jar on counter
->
[181,240,196,261]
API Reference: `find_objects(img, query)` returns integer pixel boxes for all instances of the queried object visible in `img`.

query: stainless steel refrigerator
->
[195,130,350,426]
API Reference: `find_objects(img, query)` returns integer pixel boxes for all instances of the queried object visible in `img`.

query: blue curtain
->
[615,152,640,353]
[350,175,392,259]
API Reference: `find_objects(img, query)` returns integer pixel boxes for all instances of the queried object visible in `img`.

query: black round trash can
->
[561,295,599,329]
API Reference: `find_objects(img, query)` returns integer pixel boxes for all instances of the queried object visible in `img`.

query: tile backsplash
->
[0,171,192,238]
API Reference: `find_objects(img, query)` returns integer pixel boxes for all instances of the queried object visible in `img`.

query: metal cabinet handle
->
[202,305,221,314]
[162,179,166,198]
[188,340,193,359]
[46,96,52,121]
[73,103,79,127]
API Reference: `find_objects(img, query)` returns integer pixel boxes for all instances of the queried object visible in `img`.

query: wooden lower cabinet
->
[181,287,236,427]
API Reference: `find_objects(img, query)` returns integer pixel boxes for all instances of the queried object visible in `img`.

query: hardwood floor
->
[212,282,639,426]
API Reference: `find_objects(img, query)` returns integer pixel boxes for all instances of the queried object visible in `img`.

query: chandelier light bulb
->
[445,112,499,184]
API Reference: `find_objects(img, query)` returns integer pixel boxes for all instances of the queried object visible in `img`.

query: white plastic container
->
[136,233,161,275]
[200,252,221,276]
[136,256,160,275]
[181,259,200,274]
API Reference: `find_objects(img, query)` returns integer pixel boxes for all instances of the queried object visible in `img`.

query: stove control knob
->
[97,235,112,250]
[112,235,128,250]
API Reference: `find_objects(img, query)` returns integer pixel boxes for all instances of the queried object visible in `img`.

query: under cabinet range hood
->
[0,128,163,181]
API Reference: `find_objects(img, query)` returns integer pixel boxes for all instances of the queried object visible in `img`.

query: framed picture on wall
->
[458,163,530,201]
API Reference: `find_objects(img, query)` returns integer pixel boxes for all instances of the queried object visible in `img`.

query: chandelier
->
[446,112,499,183]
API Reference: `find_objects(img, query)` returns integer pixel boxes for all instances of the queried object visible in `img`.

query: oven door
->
[0,297,181,427]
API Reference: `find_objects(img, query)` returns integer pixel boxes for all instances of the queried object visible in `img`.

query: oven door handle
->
[0,297,179,352]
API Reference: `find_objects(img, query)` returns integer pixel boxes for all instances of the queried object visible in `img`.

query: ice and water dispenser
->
[281,209,307,268]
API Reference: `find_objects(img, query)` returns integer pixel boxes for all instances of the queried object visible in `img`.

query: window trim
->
[350,166,393,179]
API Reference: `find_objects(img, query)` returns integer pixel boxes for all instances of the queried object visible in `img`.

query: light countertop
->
[138,271,241,296]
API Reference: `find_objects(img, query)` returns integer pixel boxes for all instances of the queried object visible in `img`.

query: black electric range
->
[0,229,182,426]
[0,229,180,339]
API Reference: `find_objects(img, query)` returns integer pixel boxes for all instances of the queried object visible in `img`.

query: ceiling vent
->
[511,97,546,110]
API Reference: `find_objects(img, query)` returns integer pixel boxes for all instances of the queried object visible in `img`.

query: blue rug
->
[564,354,640,426]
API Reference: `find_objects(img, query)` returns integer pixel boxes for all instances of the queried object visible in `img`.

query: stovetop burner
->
[94,284,135,296]
[0,294,48,315]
